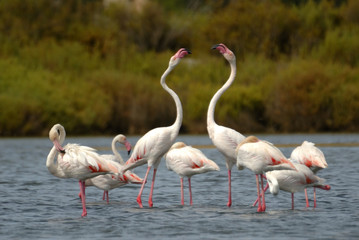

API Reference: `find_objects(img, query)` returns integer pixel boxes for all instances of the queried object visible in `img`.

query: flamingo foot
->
[148,200,153,208]
[227,201,232,207]
[257,206,264,212]
[81,210,87,217]
[137,196,143,208]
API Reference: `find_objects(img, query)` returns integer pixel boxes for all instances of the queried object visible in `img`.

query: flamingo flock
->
[46,45,331,217]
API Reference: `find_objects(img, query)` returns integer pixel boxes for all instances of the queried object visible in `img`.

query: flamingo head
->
[49,124,66,154]
[212,43,235,62]
[265,172,279,195]
[169,48,191,67]
[115,134,132,155]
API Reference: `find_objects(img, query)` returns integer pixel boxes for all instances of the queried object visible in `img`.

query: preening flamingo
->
[84,134,143,203]
[122,48,191,208]
[236,136,296,212]
[165,142,220,205]
[207,43,245,207]
[290,141,328,207]
[47,124,113,217]
[265,163,331,210]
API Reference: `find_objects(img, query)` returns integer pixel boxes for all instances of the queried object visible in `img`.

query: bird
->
[82,134,143,203]
[290,141,328,207]
[122,48,191,208]
[236,135,297,212]
[47,123,113,217]
[265,163,331,210]
[165,142,220,205]
[207,43,246,207]
[101,134,132,164]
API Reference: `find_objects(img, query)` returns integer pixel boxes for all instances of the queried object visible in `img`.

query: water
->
[1,134,359,239]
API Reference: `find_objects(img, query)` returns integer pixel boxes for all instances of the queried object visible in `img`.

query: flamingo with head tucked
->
[122,48,191,208]
[47,124,113,217]
[207,43,246,207]
[236,136,297,212]
[290,141,328,207]
[266,163,330,210]
[165,142,220,205]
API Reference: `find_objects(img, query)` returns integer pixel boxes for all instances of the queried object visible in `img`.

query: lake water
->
[1,134,359,239]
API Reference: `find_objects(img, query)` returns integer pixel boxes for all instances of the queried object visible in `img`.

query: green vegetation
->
[0,0,358,136]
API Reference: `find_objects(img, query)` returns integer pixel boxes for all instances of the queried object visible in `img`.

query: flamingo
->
[236,136,297,212]
[83,134,143,203]
[47,124,113,217]
[290,141,328,207]
[207,43,245,207]
[122,48,191,208]
[165,142,220,205]
[265,163,331,210]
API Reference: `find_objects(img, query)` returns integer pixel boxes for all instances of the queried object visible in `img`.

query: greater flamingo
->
[165,142,220,205]
[290,141,328,207]
[47,124,113,217]
[83,134,143,203]
[236,136,296,212]
[207,43,245,207]
[265,163,331,210]
[122,48,191,208]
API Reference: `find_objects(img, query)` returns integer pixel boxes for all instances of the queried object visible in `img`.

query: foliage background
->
[0,0,358,136]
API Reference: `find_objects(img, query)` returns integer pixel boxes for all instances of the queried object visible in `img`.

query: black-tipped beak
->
[60,149,66,154]
[185,48,192,54]
[127,150,131,156]
[211,44,220,50]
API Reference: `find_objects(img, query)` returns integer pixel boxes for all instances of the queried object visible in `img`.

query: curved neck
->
[112,140,125,165]
[207,59,237,134]
[161,65,183,134]
[46,146,66,178]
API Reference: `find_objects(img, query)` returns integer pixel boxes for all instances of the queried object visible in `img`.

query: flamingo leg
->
[180,178,184,205]
[148,168,157,208]
[188,177,193,206]
[260,174,266,211]
[305,188,310,207]
[79,180,87,217]
[227,169,232,207]
[137,166,151,208]
[103,191,106,201]
[256,175,263,212]
[313,187,317,208]
[253,182,268,207]
[291,193,295,210]
[105,191,109,204]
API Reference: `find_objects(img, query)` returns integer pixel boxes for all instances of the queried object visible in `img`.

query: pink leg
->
[188,178,193,206]
[260,174,266,211]
[180,178,184,205]
[313,187,317,208]
[137,166,151,208]
[105,191,109,204]
[227,170,232,207]
[148,168,157,208]
[253,182,268,206]
[256,175,263,212]
[79,180,87,217]
[291,193,295,210]
[305,188,310,207]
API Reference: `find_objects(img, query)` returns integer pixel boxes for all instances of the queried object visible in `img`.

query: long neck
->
[161,65,183,135]
[207,59,237,135]
[46,146,66,178]
[112,140,125,165]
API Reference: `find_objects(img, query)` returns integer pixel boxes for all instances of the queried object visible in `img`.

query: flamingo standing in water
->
[265,163,331,210]
[83,134,143,203]
[47,124,113,217]
[236,136,297,212]
[122,48,191,208]
[165,142,220,205]
[290,141,328,207]
[207,43,245,207]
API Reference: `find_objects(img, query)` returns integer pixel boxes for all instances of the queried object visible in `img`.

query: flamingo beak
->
[125,141,132,155]
[53,139,66,154]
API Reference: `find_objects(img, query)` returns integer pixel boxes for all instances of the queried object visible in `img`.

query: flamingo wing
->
[291,141,328,169]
